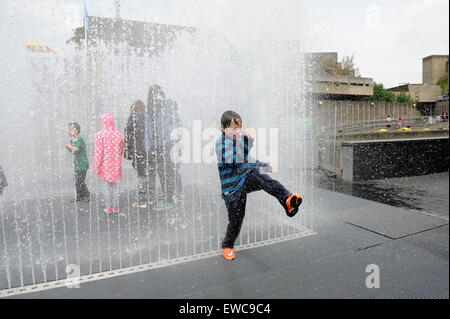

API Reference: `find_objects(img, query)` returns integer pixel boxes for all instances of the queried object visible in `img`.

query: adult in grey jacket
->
[147,84,177,210]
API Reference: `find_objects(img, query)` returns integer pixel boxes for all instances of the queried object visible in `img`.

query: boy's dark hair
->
[221,110,242,128]
[69,122,81,134]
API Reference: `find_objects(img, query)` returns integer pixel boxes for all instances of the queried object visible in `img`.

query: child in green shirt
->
[65,122,90,202]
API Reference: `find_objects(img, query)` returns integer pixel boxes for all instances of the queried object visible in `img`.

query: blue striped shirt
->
[215,133,268,199]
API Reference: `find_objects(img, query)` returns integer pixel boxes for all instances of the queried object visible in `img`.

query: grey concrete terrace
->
[4,173,448,299]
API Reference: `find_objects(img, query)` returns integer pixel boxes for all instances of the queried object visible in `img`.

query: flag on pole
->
[84,0,89,32]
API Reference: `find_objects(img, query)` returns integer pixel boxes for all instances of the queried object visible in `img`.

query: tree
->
[66,26,85,48]
[340,54,359,77]
[396,92,414,103]
[320,57,340,76]
[366,83,396,102]
[315,54,360,77]
[437,73,449,95]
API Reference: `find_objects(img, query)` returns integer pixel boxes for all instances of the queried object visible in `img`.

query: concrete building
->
[311,75,373,100]
[388,54,449,115]
[423,55,449,85]
[389,83,441,103]
[305,52,373,100]
[68,16,197,57]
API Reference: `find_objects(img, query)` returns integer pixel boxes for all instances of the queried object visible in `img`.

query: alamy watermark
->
[169,121,280,169]
[65,264,81,289]
[365,264,380,289]
[365,4,381,29]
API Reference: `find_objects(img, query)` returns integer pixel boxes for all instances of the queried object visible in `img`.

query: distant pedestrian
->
[164,98,184,202]
[397,118,403,129]
[124,100,154,208]
[443,111,448,122]
[65,122,90,203]
[385,115,392,128]
[93,113,125,214]
[146,84,176,211]
[406,122,411,128]
[0,165,7,196]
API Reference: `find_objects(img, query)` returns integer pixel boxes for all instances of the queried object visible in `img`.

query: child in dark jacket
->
[215,111,302,260]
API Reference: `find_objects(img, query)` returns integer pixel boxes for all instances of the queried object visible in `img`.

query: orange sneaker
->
[285,192,302,217]
[222,248,236,261]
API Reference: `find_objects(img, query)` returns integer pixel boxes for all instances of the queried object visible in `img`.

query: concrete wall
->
[312,83,373,97]
[317,123,449,177]
[388,84,442,103]
[434,101,450,115]
[408,84,441,103]
[423,55,449,85]
[340,137,449,181]
[316,101,422,129]
[315,101,424,175]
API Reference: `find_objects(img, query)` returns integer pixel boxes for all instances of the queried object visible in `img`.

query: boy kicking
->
[216,111,302,261]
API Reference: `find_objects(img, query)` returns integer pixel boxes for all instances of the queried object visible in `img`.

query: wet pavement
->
[315,171,449,220]
[0,182,312,294]
[3,171,448,299]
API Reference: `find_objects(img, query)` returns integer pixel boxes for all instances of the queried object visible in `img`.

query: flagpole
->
[114,0,121,19]
[84,0,88,52]
[84,26,88,52]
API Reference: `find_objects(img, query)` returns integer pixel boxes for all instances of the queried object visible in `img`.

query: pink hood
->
[101,113,115,130]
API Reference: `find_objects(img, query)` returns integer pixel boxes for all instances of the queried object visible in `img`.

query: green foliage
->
[366,83,396,102]
[366,82,414,103]
[437,73,449,94]
[316,54,359,77]
[320,57,340,76]
[340,55,359,76]
[66,26,86,47]
[395,92,414,103]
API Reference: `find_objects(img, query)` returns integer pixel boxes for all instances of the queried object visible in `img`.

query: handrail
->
[317,116,448,133]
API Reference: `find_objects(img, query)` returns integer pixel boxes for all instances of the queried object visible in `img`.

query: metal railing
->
[316,116,449,135]
[337,116,448,133]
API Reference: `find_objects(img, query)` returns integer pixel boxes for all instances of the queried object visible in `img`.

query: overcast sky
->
[1,0,448,88]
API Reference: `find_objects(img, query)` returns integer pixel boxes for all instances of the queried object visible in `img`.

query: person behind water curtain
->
[146,84,178,211]
[0,164,7,196]
[163,98,183,201]
[124,99,154,208]
[93,113,125,214]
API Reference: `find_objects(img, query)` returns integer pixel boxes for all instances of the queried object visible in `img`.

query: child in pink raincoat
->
[93,113,125,213]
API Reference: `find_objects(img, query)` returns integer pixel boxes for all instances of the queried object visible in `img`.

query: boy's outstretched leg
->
[245,168,302,217]
[285,192,302,217]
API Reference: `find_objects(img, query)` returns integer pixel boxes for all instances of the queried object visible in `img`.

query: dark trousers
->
[74,170,90,200]
[222,168,290,249]
[174,162,183,198]
[155,147,176,203]
[137,147,176,204]
[136,152,155,204]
